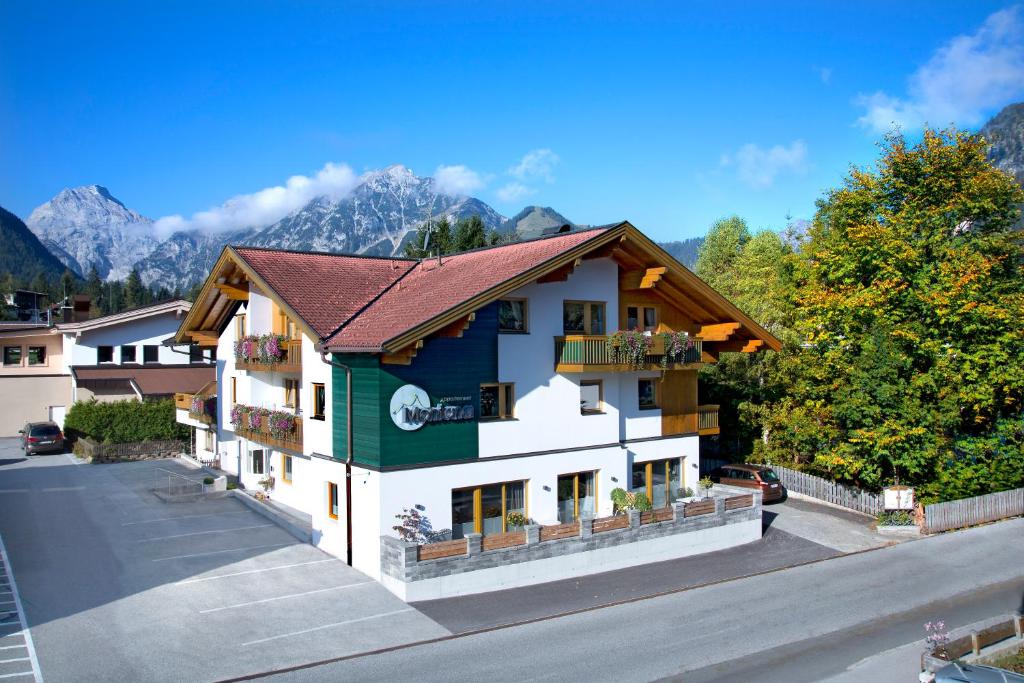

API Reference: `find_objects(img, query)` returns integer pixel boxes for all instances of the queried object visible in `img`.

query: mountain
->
[134,228,253,292]
[0,205,71,284]
[247,165,506,256]
[658,238,703,270]
[501,206,575,238]
[981,102,1024,185]
[26,185,158,281]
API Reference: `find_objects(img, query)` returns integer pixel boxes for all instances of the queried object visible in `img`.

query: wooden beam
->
[436,312,476,338]
[537,263,575,283]
[190,330,220,346]
[621,266,668,290]
[707,338,765,354]
[697,322,741,341]
[741,339,765,353]
[656,279,717,321]
[381,339,424,365]
[214,283,249,300]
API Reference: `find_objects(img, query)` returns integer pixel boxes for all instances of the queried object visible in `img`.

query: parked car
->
[709,463,787,502]
[932,661,1024,682]
[18,421,65,455]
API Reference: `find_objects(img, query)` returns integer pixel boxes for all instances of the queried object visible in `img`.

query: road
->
[259,517,1024,682]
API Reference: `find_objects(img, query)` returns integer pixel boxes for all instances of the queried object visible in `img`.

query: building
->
[175,221,780,587]
[0,299,214,435]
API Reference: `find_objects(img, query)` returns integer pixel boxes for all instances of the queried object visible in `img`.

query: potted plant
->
[610,487,654,514]
[505,511,527,531]
[606,331,652,369]
[699,476,714,499]
[258,475,274,495]
[660,331,695,367]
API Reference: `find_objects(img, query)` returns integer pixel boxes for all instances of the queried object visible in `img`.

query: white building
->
[0,299,214,435]
[175,222,779,587]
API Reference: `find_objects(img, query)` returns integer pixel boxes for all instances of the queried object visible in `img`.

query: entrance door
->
[48,406,66,430]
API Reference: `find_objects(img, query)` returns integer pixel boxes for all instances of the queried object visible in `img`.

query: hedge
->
[64,398,190,444]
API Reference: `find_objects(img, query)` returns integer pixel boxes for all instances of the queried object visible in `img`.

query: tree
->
[695,216,750,300]
[453,215,488,252]
[759,128,1024,502]
[124,268,145,309]
[405,216,454,258]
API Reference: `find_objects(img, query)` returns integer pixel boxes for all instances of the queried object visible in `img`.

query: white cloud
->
[856,7,1024,132]
[720,140,809,190]
[153,162,358,238]
[507,148,559,183]
[496,182,534,203]
[816,66,833,85]
[432,164,486,196]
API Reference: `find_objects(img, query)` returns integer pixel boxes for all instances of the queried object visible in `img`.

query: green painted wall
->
[332,303,499,468]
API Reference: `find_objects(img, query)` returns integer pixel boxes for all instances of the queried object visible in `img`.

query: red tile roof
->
[233,248,415,339]
[326,227,614,350]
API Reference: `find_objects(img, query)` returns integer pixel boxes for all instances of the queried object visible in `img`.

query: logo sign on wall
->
[389,383,475,431]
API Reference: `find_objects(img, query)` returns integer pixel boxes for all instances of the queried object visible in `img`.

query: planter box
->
[877,524,922,536]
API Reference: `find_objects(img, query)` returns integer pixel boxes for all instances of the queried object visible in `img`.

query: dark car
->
[710,463,787,502]
[18,421,65,455]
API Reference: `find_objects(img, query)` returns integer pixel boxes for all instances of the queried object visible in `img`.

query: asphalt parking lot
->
[0,439,448,682]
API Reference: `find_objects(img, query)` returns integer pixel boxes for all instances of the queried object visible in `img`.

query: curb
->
[230,490,311,543]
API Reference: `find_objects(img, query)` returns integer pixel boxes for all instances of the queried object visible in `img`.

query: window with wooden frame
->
[626,305,658,332]
[328,482,339,519]
[630,458,684,508]
[579,379,603,415]
[281,454,293,483]
[557,471,597,523]
[236,313,246,340]
[563,301,606,335]
[284,378,300,411]
[27,346,46,366]
[451,480,527,539]
[479,383,514,419]
[272,303,299,340]
[250,449,265,475]
[230,376,237,405]
[311,383,326,420]
[497,298,528,333]
[638,377,659,410]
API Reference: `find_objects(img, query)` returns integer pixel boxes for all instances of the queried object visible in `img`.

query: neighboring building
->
[175,221,780,585]
[0,299,214,435]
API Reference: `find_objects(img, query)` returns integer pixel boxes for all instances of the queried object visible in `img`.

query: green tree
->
[760,128,1024,502]
[405,216,454,258]
[453,215,488,252]
[124,268,145,309]
[695,216,750,300]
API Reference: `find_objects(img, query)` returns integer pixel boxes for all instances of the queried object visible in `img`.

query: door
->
[48,406,66,430]
[557,471,597,523]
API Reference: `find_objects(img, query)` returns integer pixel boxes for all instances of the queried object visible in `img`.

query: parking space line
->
[0,646,25,651]
[123,510,252,526]
[0,657,29,664]
[137,524,273,542]
[0,492,28,495]
[176,558,339,585]
[39,487,83,493]
[0,535,42,682]
[0,673,34,679]
[151,542,292,562]
[241,608,415,647]
[199,582,373,614]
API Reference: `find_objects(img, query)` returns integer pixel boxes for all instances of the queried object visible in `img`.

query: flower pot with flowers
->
[660,331,696,367]
[606,331,653,369]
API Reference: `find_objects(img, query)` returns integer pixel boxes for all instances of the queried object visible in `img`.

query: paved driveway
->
[0,439,447,682]
[763,496,894,552]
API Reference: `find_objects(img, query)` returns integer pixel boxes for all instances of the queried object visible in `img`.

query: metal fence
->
[766,463,884,516]
[155,468,205,497]
[923,488,1024,534]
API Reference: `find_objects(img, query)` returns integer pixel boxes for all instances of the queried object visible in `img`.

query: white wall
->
[65,311,202,368]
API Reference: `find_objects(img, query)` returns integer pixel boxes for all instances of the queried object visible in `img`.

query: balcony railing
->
[554,334,702,372]
[698,404,720,435]
[235,338,302,373]
[234,412,304,453]
[174,381,217,425]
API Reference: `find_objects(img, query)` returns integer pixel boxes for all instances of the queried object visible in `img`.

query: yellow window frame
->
[327,482,338,519]
[580,379,604,415]
[281,454,292,483]
[460,480,529,535]
[479,382,515,419]
[563,300,607,335]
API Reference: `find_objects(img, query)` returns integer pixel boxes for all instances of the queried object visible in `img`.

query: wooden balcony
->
[235,414,303,453]
[236,339,302,373]
[175,381,217,425]
[698,405,720,435]
[554,335,702,373]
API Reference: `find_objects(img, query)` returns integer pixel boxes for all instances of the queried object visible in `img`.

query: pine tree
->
[124,268,144,309]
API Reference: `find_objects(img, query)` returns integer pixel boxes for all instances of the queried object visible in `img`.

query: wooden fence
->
[767,463,883,515]
[923,488,1024,534]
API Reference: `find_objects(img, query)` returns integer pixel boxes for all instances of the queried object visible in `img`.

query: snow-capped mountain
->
[247,165,506,255]
[26,185,158,281]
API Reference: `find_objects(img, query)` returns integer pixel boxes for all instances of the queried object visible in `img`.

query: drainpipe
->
[319,349,354,566]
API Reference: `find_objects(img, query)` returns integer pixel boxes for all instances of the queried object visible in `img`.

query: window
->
[282,454,293,483]
[451,480,526,539]
[274,303,299,340]
[230,376,237,405]
[563,301,606,335]
[580,380,603,414]
[311,383,326,420]
[479,383,514,419]
[250,449,265,475]
[203,429,214,452]
[97,346,113,363]
[630,458,685,508]
[120,345,137,363]
[236,313,246,340]
[328,482,339,519]
[497,299,528,333]
[284,379,300,411]
[557,471,597,523]
[3,346,21,366]
[626,306,658,332]
[638,378,658,409]
[143,345,159,363]
[27,346,46,366]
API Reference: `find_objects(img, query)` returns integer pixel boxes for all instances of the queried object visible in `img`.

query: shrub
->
[203,476,214,485]
[677,486,695,499]
[64,398,189,444]
[877,510,916,526]
[226,482,238,490]
[506,511,527,529]
[610,487,653,513]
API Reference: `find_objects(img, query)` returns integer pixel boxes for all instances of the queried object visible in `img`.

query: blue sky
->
[2,1,1022,242]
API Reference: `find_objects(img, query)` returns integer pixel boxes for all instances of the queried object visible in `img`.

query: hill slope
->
[0,205,71,283]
